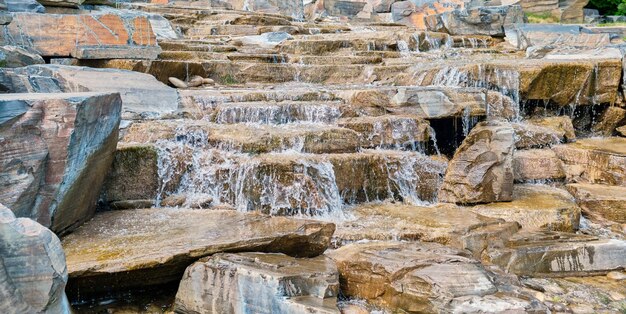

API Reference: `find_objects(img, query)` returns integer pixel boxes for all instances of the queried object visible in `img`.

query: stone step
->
[333,202,520,257]
[553,137,626,186]
[337,115,432,149]
[102,147,447,214]
[61,209,334,297]
[566,183,626,224]
[488,231,626,277]
[122,120,361,154]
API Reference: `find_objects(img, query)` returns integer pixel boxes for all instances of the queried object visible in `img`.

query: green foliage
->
[220,74,239,85]
[588,0,626,15]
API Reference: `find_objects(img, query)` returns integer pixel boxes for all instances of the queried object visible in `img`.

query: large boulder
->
[327,241,546,313]
[174,253,340,314]
[512,116,576,149]
[0,65,179,120]
[0,11,161,59]
[441,5,525,37]
[0,203,70,313]
[0,92,121,234]
[513,149,565,182]
[592,106,626,137]
[566,183,626,224]
[62,208,335,297]
[439,120,515,204]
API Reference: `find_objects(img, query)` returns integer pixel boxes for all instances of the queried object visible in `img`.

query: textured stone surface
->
[0,92,121,234]
[174,253,339,314]
[505,24,610,50]
[553,137,626,186]
[471,184,580,232]
[0,45,44,67]
[592,107,626,137]
[489,231,626,277]
[62,208,335,296]
[513,116,575,149]
[513,149,565,182]
[333,202,520,257]
[0,12,160,59]
[328,241,543,313]
[5,0,44,12]
[566,183,626,224]
[441,5,524,36]
[439,120,515,204]
[0,203,70,314]
[0,65,179,120]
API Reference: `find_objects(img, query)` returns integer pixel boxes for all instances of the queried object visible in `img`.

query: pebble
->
[168,77,187,88]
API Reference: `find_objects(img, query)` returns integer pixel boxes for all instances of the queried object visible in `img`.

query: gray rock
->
[505,24,610,50]
[0,45,44,67]
[239,31,293,49]
[0,92,121,234]
[441,5,524,37]
[5,0,44,12]
[175,253,340,314]
[0,203,70,313]
[0,65,180,120]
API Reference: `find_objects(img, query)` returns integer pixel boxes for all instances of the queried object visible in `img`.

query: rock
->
[62,208,335,297]
[488,231,626,277]
[147,14,182,40]
[513,149,565,182]
[618,125,626,137]
[566,183,626,224]
[527,116,576,141]
[441,5,524,37]
[557,0,589,23]
[327,241,544,313]
[504,24,610,50]
[592,106,626,137]
[512,116,575,149]
[109,200,154,210]
[102,144,159,207]
[160,194,187,207]
[202,78,215,85]
[0,65,180,120]
[174,253,339,314]
[239,31,293,49]
[553,137,626,186]
[37,0,84,7]
[337,116,431,149]
[439,120,515,204]
[607,271,626,281]
[5,0,44,12]
[0,11,160,59]
[169,77,188,88]
[0,45,44,67]
[0,92,121,234]
[390,0,466,29]
[471,184,580,232]
[0,203,70,313]
[188,75,204,87]
[333,202,520,258]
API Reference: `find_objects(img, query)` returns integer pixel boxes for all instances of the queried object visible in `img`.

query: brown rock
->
[513,149,565,182]
[333,202,520,258]
[169,77,188,88]
[174,253,339,314]
[553,137,626,186]
[592,106,626,137]
[439,120,515,204]
[566,183,626,224]
[62,208,335,297]
[488,231,626,277]
[187,75,204,87]
[0,203,70,313]
[0,92,121,234]
[513,116,575,149]
[618,125,626,137]
[471,184,581,232]
[328,241,543,313]
[337,115,431,149]
[0,12,160,59]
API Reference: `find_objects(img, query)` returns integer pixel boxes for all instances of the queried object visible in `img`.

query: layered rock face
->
[439,120,515,204]
[0,92,121,234]
[174,253,339,313]
[0,203,70,314]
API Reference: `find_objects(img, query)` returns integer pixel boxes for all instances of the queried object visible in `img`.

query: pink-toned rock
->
[0,92,121,234]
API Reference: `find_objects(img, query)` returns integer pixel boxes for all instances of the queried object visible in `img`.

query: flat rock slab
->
[471,184,580,232]
[174,253,339,314]
[333,202,520,257]
[513,149,565,182]
[566,183,626,224]
[489,231,626,277]
[0,65,179,120]
[61,208,335,297]
[1,12,160,59]
[553,137,626,186]
[327,241,544,313]
[0,92,121,234]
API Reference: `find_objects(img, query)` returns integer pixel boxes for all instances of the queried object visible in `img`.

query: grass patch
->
[220,74,240,85]
[525,12,560,24]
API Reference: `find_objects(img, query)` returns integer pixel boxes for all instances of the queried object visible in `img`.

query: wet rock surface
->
[61,208,335,297]
[174,253,339,314]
